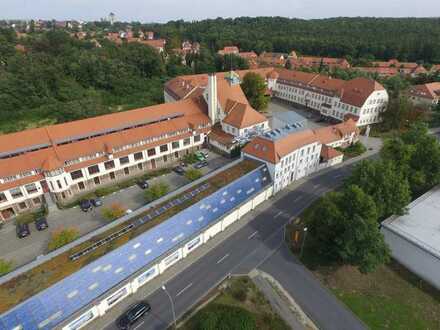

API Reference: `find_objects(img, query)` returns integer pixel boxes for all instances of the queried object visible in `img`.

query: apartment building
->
[243,119,359,193]
[269,68,388,126]
[356,59,427,78]
[0,98,210,221]
[407,82,440,108]
[288,51,351,70]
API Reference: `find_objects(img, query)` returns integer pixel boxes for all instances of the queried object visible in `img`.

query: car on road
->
[79,199,93,212]
[91,197,103,207]
[16,223,30,238]
[194,160,208,169]
[136,179,149,190]
[34,217,48,231]
[173,165,185,175]
[116,301,151,330]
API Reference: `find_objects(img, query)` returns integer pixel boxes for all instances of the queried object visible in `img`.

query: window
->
[172,141,180,149]
[10,187,23,199]
[119,156,129,165]
[65,309,96,330]
[0,193,7,203]
[18,202,27,210]
[160,144,168,153]
[137,163,143,170]
[78,182,85,190]
[64,177,68,186]
[33,197,41,205]
[88,165,100,175]
[94,177,100,185]
[70,170,83,180]
[25,183,38,194]
[104,160,115,170]
[163,251,180,267]
[183,138,190,146]
[194,135,201,143]
[50,182,54,190]
[57,180,62,189]
[134,152,143,161]
[147,148,156,157]
[124,167,129,175]
[137,267,157,287]
[107,287,129,307]
[109,172,115,180]
[187,236,201,252]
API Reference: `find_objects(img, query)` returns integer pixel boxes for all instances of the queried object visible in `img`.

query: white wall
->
[61,184,273,330]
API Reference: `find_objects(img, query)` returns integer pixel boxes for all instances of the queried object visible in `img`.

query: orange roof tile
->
[408,82,440,100]
[222,102,267,129]
[321,145,343,161]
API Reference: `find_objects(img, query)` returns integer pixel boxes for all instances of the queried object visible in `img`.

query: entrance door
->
[40,180,49,193]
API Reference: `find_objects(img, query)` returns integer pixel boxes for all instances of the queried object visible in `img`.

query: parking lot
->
[266,99,329,130]
[0,150,232,269]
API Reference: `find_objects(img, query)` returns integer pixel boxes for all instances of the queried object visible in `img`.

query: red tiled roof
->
[222,101,267,129]
[320,145,343,161]
[408,82,440,100]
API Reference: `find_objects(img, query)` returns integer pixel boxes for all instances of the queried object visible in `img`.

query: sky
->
[1,0,439,22]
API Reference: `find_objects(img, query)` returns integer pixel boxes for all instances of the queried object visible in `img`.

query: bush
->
[191,304,256,330]
[0,259,13,275]
[340,141,367,157]
[144,182,169,202]
[101,203,126,221]
[185,168,203,181]
[183,153,199,164]
[48,227,80,251]
[95,187,117,197]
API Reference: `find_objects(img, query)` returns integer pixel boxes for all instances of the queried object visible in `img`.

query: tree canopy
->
[241,72,269,111]
[306,185,390,273]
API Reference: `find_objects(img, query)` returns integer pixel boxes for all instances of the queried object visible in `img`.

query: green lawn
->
[182,277,290,330]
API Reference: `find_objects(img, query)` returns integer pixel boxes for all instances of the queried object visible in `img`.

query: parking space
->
[0,149,232,269]
[266,99,329,130]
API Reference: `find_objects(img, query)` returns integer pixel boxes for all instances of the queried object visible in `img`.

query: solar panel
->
[0,166,271,330]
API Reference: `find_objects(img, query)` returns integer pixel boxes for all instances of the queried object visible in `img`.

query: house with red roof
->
[407,82,440,108]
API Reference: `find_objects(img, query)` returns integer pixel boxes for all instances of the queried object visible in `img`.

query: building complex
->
[407,82,440,108]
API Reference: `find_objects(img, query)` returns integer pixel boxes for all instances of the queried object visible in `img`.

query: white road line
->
[274,211,283,218]
[248,231,258,240]
[294,196,302,202]
[313,184,319,189]
[216,253,230,264]
[176,282,193,297]
[133,320,145,330]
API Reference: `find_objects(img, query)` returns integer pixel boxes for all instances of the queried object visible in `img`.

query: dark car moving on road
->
[16,223,30,238]
[34,217,48,231]
[117,301,151,330]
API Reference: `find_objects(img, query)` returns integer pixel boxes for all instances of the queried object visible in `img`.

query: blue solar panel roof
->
[0,165,271,330]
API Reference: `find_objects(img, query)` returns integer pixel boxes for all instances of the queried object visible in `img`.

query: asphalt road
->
[102,162,366,330]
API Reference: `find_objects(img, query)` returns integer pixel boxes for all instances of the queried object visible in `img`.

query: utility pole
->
[299,227,308,259]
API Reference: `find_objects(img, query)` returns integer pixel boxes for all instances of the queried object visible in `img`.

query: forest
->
[1,17,440,133]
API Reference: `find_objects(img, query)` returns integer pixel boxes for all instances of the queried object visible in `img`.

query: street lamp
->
[162,284,177,329]
[299,227,308,259]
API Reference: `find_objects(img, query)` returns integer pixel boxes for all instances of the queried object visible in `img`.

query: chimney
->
[207,73,218,125]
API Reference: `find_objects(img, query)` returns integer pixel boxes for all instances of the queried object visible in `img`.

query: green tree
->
[144,182,169,202]
[380,94,415,131]
[0,259,13,275]
[185,168,203,181]
[346,160,411,219]
[101,203,126,221]
[240,72,269,111]
[191,304,256,330]
[48,227,80,251]
[306,185,390,273]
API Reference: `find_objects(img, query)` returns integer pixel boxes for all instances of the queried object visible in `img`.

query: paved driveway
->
[0,150,231,268]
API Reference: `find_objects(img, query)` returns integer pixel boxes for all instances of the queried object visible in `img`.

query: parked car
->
[136,179,149,190]
[200,150,209,159]
[34,217,48,231]
[91,197,103,207]
[116,301,151,330]
[16,223,30,238]
[79,199,93,212]
[195,151,206,161]
[194,160,208,169]
[173,165,185,175]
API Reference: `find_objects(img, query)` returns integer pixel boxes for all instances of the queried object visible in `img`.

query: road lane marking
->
[176,282,193,297]
[216,253,230,264]
[274,211,283,218]
[133,320,145,330]
[313,184,319,189]
[294,196,302,202]
[248,231,258,240]
[334,174,343,178]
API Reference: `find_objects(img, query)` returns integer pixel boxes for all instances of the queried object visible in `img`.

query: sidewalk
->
[250,269,317,330]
